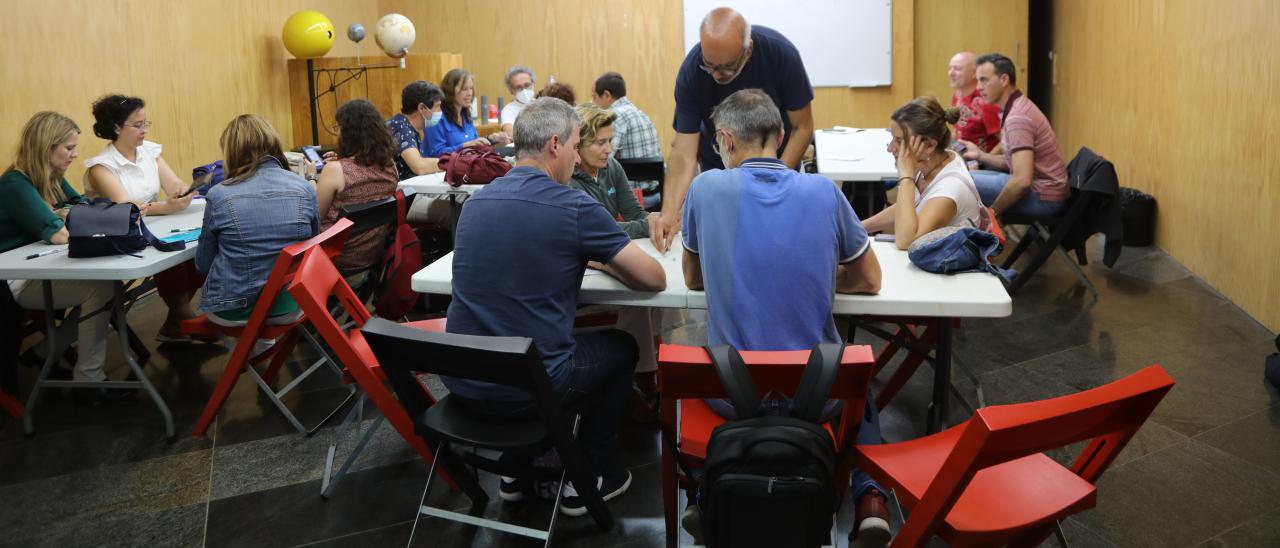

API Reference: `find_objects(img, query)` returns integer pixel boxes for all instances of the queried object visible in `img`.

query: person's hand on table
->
[463,137,492,149]
[487,132,511,146]
[165,187,194,211]
[586,260,606,271]
[649,212,681,254]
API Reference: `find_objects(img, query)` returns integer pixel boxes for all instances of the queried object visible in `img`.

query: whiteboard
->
[682,0,893,88]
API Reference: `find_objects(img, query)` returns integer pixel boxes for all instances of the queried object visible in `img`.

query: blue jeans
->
[707,394,885,502]
[971,170,1068,217]
[453,329,638,473]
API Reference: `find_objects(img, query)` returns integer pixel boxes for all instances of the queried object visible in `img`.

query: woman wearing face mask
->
[424,69,491,157]
[387,80,445,180]
[84,94,207,343]
[500,65,536,136]
[0,112,125,403]
[862,97,984,250]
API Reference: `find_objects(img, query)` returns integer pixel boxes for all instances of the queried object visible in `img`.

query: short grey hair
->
[514,98,580,159]
[504,65,535,90]
[711,89,782,146]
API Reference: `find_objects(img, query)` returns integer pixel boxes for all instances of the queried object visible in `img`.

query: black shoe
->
[72,387,136,406]
[499,476,531,502]
[559,470,632,517]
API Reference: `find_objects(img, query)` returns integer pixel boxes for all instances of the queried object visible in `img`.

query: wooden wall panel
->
[1051,0,1280,332]
[912,0,1028,104]
[379,0,919,152]
[0,0,378,191]
[286,53,464,148]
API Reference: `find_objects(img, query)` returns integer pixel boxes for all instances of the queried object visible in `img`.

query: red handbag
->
[438,145,511,187]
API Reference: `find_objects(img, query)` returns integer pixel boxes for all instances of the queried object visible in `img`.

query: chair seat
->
[180,314,300,339]
[857,425,1097,537]
[420,395,548,452]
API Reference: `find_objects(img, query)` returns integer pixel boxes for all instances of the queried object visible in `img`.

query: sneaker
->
[850,488,892,547]
[558,470,632,517]
[499,476,530,502]
[681,504,704,545]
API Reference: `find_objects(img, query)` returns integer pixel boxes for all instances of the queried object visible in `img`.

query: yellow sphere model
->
[282,10,335,58]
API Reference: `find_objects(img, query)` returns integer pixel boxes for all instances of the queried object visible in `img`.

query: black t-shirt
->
[673,25,814,170]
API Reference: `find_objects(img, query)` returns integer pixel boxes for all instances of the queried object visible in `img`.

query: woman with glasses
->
[569,103,662,422]
[84,94,203,343]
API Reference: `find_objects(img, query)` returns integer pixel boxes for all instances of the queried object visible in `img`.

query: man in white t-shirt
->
[500,65,537,136]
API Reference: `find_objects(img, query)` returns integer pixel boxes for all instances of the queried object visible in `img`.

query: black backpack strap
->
[705,345,763,418]
[139,219,186,252]
[790,343,844,423]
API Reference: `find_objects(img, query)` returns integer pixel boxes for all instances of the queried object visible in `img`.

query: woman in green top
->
[570,103,661,421]
[0,112,123,402]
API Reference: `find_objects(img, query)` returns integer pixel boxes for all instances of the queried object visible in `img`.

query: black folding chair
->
[337,193,400,302]
[999,149,1117,296]
[617,156,664,212]
[360,318,614,546]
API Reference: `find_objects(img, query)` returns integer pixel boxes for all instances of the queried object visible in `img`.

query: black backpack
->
[698,343,843,548]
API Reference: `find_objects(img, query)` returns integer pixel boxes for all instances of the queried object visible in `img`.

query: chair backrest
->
[233,218,353,337]
[288,247,373,364]
[360,317,551,421]
[902,365,1174,545]
[338,195,398,238]
[617,156,664,184]
[658,343,876,446]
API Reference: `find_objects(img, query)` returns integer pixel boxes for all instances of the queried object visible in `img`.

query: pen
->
[170,227,200,233]
[25,248,67,260]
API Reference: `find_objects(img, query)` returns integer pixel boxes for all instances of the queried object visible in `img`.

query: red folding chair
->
[286,245,453,497]
[856,365,1174,547]
[657,343,876,542]
[187,218,355,438]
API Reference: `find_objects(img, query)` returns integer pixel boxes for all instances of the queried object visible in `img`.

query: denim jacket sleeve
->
[195,196,219,274]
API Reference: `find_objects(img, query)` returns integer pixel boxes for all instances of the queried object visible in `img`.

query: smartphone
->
[176,185,199,198]
[302,146,324,172]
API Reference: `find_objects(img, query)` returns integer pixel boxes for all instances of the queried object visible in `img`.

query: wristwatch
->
[306,173,319,182]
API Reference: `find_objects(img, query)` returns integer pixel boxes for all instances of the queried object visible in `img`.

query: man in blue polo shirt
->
[445,97,667,516]
[681,89,891,546]
[653,7,815,253]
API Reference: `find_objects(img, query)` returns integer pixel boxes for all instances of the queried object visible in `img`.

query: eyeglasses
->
[711,130,727,155]
[123,121,152,131]
[699,44,750,78]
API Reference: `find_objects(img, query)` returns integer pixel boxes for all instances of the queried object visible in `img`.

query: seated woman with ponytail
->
[862,97,984,250]
[195,115,319,326]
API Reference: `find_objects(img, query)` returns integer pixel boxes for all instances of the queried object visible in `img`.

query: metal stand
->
[305,60,404,146]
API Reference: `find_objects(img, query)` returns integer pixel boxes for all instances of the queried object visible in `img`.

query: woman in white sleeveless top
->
[863,97,984,250]
[84,95,206,343]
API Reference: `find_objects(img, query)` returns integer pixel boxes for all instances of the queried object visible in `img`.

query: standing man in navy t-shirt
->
[445,98,667,516]
[651,7,815,252]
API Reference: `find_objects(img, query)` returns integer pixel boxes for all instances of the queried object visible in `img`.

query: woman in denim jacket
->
[196,115,319,325]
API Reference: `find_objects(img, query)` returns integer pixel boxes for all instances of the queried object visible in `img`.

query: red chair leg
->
[875,322,940,411]
[0,390,22,419]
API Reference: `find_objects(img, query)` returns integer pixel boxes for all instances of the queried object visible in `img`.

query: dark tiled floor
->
[1,236,1277,547]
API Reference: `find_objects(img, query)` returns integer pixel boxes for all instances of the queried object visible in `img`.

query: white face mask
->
[515,88,535,104]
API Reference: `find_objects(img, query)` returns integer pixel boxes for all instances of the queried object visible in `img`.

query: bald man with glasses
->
[651,7,815,253]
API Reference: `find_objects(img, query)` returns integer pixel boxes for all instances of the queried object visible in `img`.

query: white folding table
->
[411,239,1010,432]
[0,201,207,440]
[814,127,897,216]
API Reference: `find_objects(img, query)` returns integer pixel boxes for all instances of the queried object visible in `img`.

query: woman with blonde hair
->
[569,103,661,422]
[0,112,123,402]
[195,115,319,325]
